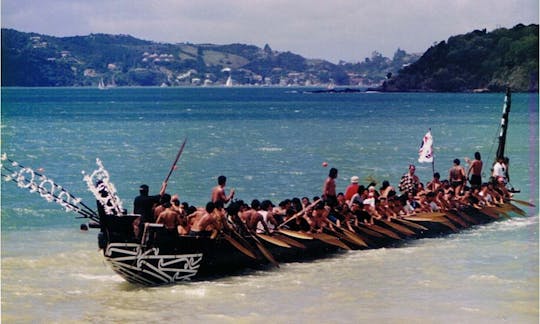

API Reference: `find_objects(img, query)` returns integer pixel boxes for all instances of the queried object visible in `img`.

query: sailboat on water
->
[98,78,106,90]
[221,67,233,87]
[225,75,233,87]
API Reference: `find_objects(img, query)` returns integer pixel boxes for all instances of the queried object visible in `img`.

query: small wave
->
[72,273,123,282]
[258,147,282,152]
[467,274,515,284]
[182,287,207,297]
[285,170,304,176]
[12,208,45,217]
[480,215,539,233]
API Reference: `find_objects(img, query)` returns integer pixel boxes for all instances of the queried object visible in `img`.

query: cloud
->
[2,0,538,62]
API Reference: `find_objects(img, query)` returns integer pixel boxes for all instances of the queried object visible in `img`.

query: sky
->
[1,0,538,63]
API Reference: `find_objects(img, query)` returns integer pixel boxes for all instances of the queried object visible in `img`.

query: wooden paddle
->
[443,212,468,227]
[272,232,307,249]
[221,232,257,259]
[231,214,280,267]
[453,209,480,225]
[329,227,368,248]
[253,236,279,267]
[476,207,501,219]
[403,215,458,232]
[277,199,321,229]
[345,226,376,246]
[414,212,447,218]
[502,203,526,216]
[369,223,402,240]
[511,198,536,207]
[352,223,385,238]
[340,226,371,247]
[256,233,291,248]
[392,218,429,231]
[277,229,314,240]
[437,219,459,232]
[311,232,352,250]
[162,138,187,191]
[229,227,255,248]
[493,206,511,218]
[375,219,416,236]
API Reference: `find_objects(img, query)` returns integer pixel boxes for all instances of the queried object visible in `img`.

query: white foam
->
[467,274,515,284]
[258,147,282,152]
[73,273,123,282]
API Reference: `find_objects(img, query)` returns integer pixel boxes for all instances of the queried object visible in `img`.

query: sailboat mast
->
[496,87,511,161]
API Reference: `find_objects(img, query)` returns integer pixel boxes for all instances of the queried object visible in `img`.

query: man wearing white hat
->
[344,175,360,202]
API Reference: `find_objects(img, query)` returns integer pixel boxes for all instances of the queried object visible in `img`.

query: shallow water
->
[1,87,538,323]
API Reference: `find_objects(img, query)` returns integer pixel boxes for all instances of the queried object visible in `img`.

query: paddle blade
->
[503,203,527,216]
[338,228,369,247]
[256,233,291,248]
[392,218,429,231]
[312,232,352,250]
[254,239,279,267]
[277,229,314,240]
[368,224,402,240]
[353,224,385,238]
[378,219,416,236]
[511,198,536,207]
[222,233,257,259]
[273,233,307,249]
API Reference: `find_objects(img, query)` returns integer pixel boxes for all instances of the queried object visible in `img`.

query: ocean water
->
[1,87,538,323]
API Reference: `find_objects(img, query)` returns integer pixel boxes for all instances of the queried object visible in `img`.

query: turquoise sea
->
[1,87,538,323]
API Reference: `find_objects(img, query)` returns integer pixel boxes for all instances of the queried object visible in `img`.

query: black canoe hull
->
[102,231,339,286]
[99,205,523,286]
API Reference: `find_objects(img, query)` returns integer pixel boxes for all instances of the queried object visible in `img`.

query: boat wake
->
[72,273,124,283]
[474,214,538,233]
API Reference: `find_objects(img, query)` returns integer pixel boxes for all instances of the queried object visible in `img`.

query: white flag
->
[418,130,433,163]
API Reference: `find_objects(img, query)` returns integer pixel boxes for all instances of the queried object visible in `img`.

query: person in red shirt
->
[344,176,359,202]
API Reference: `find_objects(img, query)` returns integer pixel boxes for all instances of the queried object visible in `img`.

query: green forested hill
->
[2,28,407,87]
[381,24,538,92]
[2,24,537,91]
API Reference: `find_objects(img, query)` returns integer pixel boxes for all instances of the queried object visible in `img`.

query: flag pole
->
[430,128,435,176]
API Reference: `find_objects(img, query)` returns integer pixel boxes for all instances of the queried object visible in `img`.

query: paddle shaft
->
[163,138,187,185]
[221,231,257,259]
[228,212,280,267]
[277,199,321,229]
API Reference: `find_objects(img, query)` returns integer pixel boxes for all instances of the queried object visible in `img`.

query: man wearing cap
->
[344,176,360,202]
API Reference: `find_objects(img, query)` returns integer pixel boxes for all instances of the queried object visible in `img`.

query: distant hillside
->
[0,29,417,87]
[380,24,538,92]
[2,25,536,91]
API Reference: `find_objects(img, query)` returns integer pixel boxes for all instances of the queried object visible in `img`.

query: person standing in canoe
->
[448,158,467,195]
[134,183,165,238]
[465,152,483,189]
[492,157,511,198]
[211,175,235,205]
[344,176,359,202]
[399,164,420,196]
[322,167,338,207]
